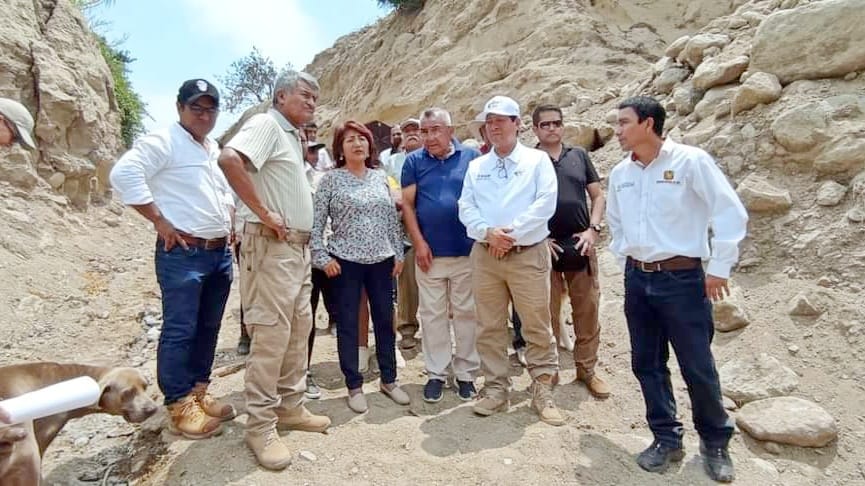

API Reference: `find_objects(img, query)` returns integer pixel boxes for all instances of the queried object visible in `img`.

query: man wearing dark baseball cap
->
[0,98,36,149]
[111,78,235,441]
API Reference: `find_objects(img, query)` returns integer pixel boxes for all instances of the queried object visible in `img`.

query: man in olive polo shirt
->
[219,70,330,471]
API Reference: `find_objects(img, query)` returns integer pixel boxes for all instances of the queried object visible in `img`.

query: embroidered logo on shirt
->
[663,170,674,180]
[477,173,492,180]
[616,181,635,192]
[657,170,681,185]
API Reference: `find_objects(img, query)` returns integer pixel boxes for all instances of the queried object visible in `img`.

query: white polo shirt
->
[605,138,749,278]
[110,122,233,239]
[458,142,558,246]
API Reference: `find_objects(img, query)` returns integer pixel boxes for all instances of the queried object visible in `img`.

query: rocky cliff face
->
[304,0,743,144]
[0,0,122,208]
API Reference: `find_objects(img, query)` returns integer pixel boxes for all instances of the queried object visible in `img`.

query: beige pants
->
[239,233,312,436]
[470,242,558,399]
[550,253,601,376]
[416,256,480,381]
[397,246,419,338]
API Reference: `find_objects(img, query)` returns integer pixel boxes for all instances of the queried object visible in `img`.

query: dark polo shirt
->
[402,141,480,257]
[545,144,600,238]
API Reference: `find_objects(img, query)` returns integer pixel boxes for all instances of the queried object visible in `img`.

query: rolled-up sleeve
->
[690,153,749,278]
[508,154,557,241]
[109,133,170,205]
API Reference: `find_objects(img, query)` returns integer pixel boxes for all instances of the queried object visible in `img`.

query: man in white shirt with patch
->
[606,96,746,483]
[458,95,564,426]
[110,79,235,440]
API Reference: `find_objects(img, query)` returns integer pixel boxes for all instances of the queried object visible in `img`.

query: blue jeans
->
[624,265,734,449]
[155,242,233,404]
[331,257,397,390]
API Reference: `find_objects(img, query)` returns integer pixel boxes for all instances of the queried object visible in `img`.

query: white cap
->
[468,111,485,140]
[481,95,520,119]
[0,98,35,149]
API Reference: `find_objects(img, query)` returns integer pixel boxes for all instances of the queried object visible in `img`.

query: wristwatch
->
[590,223,603,233]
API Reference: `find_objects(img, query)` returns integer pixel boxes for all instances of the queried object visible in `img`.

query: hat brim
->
[308,143,326,152]
[468,120,485,141]
[16,125,35,150]
[184,93,219,106]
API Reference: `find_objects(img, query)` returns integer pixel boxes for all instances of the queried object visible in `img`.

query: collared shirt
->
[110,122,232,239]
[311,168,405,268]
[458,142,558,246]
[544,144,601,238]
[383,149,405,182]
[402,142,479,257]
[315,147,334,171]
[606,138,749,278]
[225,108,313,231]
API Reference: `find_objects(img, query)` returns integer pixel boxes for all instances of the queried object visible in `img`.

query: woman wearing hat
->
[0,98,36,149]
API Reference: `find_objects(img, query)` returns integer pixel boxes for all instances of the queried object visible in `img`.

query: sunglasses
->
[187,104,219,116]
[537,120,563,130]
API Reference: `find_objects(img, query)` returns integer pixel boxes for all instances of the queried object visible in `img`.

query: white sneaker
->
[395,344,406,369]
[359,346,370,373]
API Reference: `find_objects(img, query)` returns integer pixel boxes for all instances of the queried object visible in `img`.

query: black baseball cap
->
[177,79,220,106]
[307,142,325,152]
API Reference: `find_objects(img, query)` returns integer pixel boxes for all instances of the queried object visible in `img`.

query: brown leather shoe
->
[530,376,566,426]
[245,429,292,471]
[167,395,223,440]
[192,382,236,421]
[276,406,331,433]
[576,370,611,399]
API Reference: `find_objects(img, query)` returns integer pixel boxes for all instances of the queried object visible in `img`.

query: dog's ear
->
[98,384,114,409]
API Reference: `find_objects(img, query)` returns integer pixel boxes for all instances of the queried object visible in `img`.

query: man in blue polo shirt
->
[402,107,482,402]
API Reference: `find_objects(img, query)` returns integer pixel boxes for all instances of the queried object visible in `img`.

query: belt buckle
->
[203,239,222,250]
[639,261,661,272]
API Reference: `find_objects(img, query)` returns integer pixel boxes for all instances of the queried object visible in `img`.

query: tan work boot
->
[576,369,611,399]
[530,376,566,426]
[276,406,331,433]
[245,429,292,471]
[167,395,223,439]
[192,382,236,421]
[472,390,509,416]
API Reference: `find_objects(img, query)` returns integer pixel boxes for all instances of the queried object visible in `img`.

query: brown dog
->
[0,362,159,485]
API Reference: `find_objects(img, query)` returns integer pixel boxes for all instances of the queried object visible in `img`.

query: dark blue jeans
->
[332,257,397,390]
[155,242,233,404]
[624,265,734,449]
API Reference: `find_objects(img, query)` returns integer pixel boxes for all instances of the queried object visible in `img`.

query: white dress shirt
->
[458,142,558,246]
[605,138,748,279]
[315,147,334,171]
[110,122,233,239]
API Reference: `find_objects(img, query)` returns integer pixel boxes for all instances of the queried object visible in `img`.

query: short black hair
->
[531,105,562,127]
[618,96,665,137]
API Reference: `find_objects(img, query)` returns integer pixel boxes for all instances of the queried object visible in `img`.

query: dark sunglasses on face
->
[187,103,219,115]
[538,120,563,130]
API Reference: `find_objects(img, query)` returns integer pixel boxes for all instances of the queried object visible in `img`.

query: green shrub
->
[97,37,145,148]
[376,0,424,12]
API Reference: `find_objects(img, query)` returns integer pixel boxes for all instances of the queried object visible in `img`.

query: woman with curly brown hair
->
[310,120,409,413]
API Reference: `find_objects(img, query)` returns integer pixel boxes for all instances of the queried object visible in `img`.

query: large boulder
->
[813,139,865,176]
[731,72,782,115]
[694,85,737,121]
[693,55,750,91]
[719,354,799,404]
[652,67,690,95]
[737,397,838,447]
[677,33,731,68]
[737,174,792,213]
[750,0,865,84]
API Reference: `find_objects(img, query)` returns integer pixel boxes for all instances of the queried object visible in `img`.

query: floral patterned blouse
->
[311,167,405,268]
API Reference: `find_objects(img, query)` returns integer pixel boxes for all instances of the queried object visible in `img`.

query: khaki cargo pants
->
[470,242,558,399]
[239,231,312,436]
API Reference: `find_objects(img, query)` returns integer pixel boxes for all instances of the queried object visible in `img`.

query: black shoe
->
[456,380,477,401]
[423,379,444,403]
[236,336,250,356]
[636,440,685,473]
[700,443,735,483]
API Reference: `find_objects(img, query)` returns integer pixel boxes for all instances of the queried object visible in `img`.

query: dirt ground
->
[1,189,863,485]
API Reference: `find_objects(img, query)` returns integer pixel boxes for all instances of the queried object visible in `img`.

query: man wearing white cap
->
[458,95,564,426]
[0,98,36,149]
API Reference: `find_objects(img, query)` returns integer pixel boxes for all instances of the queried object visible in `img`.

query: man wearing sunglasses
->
[532,105,610,400]
[458,95,563,426]
[110,79,235,441]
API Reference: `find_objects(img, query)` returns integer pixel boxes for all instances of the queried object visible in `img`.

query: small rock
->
[47,172,66,189]
[816,181,848,206]
[771,103,829,153]
[503,458,513,465]
[678,33,731,68]
[146,327,161,342]
[787,292,821,316]
[737,397,837,447]
[104,216,121,228]
[764,441,783,455]
[653,67,690,95]
[693,55,750,91]
[299,450,317,462]
[847,207,865,223]
[736,174,792,213]
[350,467,359,475]
[74,437,89,447]
[665,35,690,59]
[814,140,865,175]
[143,315,161,328]
[817,276,833,287]
[720,354,799,404]
[788,345,800,355]
[713,300,750,332]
